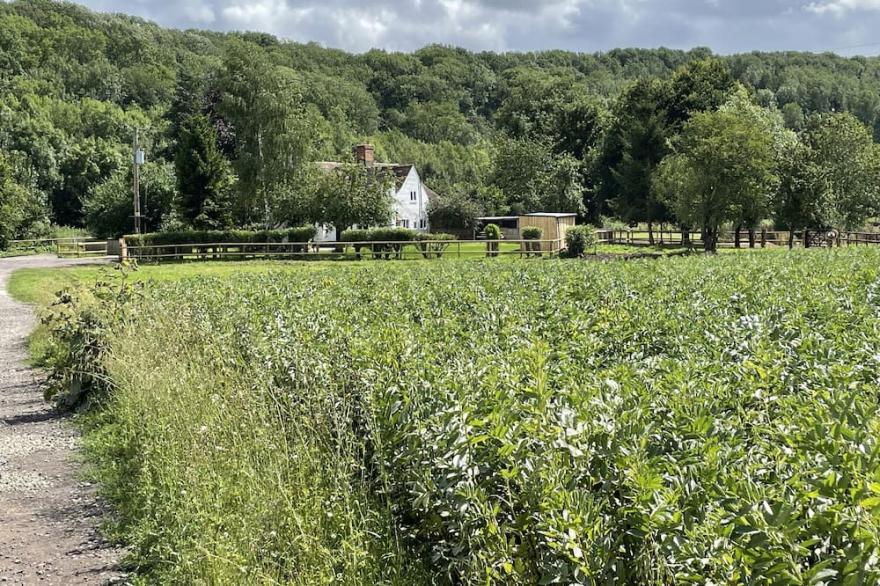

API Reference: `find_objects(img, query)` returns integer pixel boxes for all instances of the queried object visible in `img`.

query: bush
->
[125,227,318,247]
[565,225,597,256]
[366,227,417,242]
[339,229,371,243]
[520,226,542,240]
[521,226,543,257]
[338,228,418,259]
[40,265,140,411]
[484,223,502,257]
[483,223,502,240]
[414,232,456,259]
[368,228,415,259]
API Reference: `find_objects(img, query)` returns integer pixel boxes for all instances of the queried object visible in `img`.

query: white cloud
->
[69,0,880,55]
[806,0,880,14]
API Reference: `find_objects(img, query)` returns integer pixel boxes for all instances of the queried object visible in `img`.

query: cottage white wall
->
[313,166,431,242]
[314,223,336,242]
[391,168,430,232]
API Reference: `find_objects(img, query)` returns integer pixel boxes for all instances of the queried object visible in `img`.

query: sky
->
[73,0,880,55]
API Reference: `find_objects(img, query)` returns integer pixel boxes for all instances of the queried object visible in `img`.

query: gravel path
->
[0,255,125,585]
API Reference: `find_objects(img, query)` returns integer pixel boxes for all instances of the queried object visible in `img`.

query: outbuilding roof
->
[523,212,578,218]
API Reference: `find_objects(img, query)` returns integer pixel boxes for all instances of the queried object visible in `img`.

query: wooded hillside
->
[2,0,880,245]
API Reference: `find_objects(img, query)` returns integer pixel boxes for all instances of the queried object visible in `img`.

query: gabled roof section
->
[315,161,415,190]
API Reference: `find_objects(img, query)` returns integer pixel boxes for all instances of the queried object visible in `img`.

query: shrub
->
[520,226,542,240]
[339,229,371,243]
[521,226,543,257]
[40,265,140,411]
[484,223,502,257]
[565,225,597,256]
[414,232,456,259]
[125,226,318,247]
[369,228,414,259]
[483,223,502,240]
[123,227,319,260]
[367,227,417,242]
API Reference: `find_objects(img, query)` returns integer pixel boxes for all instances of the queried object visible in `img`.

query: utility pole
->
[133,128,144,234]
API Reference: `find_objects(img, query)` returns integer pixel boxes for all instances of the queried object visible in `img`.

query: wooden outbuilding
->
[476,213,578,252]
[518,213,577,250]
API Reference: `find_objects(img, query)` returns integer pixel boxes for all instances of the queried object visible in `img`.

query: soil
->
[0,255,126,585]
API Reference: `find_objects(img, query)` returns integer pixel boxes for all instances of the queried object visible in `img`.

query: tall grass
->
[43,248,880,583]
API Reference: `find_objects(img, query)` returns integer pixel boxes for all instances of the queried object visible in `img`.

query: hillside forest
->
[2,0,880,251]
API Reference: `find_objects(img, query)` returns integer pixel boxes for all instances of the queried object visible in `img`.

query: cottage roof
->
[315,161,415,189]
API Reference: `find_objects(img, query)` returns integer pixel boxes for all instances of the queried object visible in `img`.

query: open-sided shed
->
[476,213,577,252]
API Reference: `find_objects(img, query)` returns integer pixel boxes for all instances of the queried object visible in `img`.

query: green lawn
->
[9,244,780,307]
[8,261,326,306]
[8,245,526,307]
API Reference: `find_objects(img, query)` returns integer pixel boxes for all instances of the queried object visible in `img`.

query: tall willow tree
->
[219,40,316,227]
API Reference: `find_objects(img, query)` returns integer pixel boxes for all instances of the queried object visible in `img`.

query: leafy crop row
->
[50,249,880,584]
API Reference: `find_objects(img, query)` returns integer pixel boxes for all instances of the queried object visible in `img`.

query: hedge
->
[125,227,318,247]
[414,232,456,259]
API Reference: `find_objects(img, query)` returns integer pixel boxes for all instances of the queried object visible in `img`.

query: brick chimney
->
[353,144,375,167]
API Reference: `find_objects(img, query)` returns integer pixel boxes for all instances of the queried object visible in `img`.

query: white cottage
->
[314,144,437,242]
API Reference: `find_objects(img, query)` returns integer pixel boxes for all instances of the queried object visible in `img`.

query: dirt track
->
[0,255,125,585]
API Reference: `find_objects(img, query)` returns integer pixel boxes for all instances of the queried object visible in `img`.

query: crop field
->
[27,248,880,584]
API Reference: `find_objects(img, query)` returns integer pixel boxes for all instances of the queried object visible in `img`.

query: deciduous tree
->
[654,108,778,252]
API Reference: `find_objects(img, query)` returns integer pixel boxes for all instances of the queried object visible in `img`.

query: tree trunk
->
[659,223,665,245]
[338,225,351,256]
[761,228,767,248]
[748,228,756,249]
[648,222,655,246]
[788,229,795,250]
[734,225,742,249]
[682,227,691,247]
[804,229,811,249]
[704,227,718,253]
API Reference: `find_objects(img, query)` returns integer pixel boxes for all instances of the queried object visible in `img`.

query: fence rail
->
[125,238,566,262]
[600,229,880,248]
[120,228,880,263]
[7,237,109,257]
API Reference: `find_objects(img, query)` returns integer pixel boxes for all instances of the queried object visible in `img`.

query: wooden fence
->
[599,229,880,248]
[8,237,109,257]
[119,229,880,263]
[124,238,566,263]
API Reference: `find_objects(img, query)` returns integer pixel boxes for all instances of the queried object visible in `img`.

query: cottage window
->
[410,190,417,203]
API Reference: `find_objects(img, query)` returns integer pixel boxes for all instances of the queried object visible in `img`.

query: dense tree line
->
[1,0,880,247]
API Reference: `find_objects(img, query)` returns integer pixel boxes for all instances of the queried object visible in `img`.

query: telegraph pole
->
[133,129,144,234]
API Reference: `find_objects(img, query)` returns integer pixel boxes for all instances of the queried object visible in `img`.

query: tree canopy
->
[1,0,880,245]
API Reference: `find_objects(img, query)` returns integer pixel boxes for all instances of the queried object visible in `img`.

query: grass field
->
[7,245,767,307]
[14,248,880,584]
